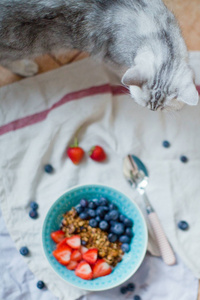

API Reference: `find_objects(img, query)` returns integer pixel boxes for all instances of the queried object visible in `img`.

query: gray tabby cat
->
[0,0,198,111]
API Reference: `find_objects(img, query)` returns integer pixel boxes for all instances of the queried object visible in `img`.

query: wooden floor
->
[0,1,200,298]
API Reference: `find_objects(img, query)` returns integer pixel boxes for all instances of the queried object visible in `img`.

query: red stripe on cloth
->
[0,84,121,136]
[196,85,200,95]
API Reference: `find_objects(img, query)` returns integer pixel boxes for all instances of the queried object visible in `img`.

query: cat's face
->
[122,55,199,111]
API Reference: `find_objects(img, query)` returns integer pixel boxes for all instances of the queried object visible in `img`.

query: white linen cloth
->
[0,51,200,300]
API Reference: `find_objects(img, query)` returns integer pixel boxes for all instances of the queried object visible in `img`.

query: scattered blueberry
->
[87,209,96,218]
[81,240,87,246]
[99,220,109,231]
[124,218,133,227]
[80,199,88,207]
[119,235,131,244]
[75,205,84,214]
[102,206,109,212]
[80,226,85,231]
[110,222,124,235]
[120,286,128,294]
[20,246,29,256]
[109,210,119,220]
[119,214,126,222]
[108,233,118,243]
[95,216,102,222]
[104,213,111,221]
[162,140,170,148]
[109,220,118,226]
[29,210,38,219]
[178,220,189,231]
[37,281,45,289]
[96,206,106,218]
[92,198,100,206]
[89,219,98,228]
[109,203,117,210]
[125,228,134,237]
[99,197,108,206]
[180,155,188,163]
[44,164,54,173]
[30,202,38,211]
[121,243,130,252]
[134,295,141,300]
[127,283,135,291]
[88,201,96,209]
[79,212,89,220]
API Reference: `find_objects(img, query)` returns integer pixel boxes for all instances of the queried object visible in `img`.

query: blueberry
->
[96,206,106,218]
[80,226,85,231]
[29,210,38,219]
[109,220,118,226]
[87,209,96,218]
[104,213,111,221]
[99,197,108,206]
[180,155,188,163]
[75,204,84,214]
[119,235,131,244]
[37,281,45,289]
[109,210,119,220]
[162,140,170,148]
[178,220,189,231]
[79,212,89,220]
[110,223,124,235]
[109,203,117,210]
[125,228,134,237]
[124,218,133,227]
[44,164,54,173]
[30,202,38,211]
[108,233,118,243]
[127,282,135,291]
[92,198,100,206]
[20,246,29,256]
[88,201,96,209]
[120,286,128,294]
[99,220,109,231]
[95,216,102,222]
[89,219,98,228]
[134,295,141,300]
[102,206,109,212]
[80,199,88,207]
[119,214,125,222]
[81,240,87,246]
[121,243,130,252]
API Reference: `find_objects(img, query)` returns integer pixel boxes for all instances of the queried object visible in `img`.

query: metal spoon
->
[123,154,176,266]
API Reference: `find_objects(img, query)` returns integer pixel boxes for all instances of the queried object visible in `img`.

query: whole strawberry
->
[89,145,106,162]
[67,138,84,165]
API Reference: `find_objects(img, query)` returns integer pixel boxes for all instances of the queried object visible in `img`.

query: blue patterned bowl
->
[42,184,148,291]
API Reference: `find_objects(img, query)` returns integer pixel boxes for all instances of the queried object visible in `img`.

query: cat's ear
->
[121,67,147,87]
[178,82,199,106]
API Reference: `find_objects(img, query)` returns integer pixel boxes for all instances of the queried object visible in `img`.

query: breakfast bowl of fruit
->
[42,184,148,291]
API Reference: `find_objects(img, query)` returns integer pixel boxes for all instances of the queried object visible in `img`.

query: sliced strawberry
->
[66,260,78,270]
[53,245,72,265]
[83,248,98,264]
[93,259,112,278]
[66,235,81,249]
[56,237,68,248]
[75,261,93,280]
[80,246,88,255]
[71,250,82,262]
[51,230,65,243]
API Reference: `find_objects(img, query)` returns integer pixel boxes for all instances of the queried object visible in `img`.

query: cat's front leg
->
[2,59,38,77]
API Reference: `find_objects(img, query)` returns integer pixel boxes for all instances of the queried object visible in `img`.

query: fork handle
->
[148,212,176,266]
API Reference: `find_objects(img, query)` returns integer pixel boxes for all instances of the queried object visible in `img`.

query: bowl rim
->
[41,183,148,291]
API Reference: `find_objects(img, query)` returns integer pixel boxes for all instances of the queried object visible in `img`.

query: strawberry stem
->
[74,137,78,147]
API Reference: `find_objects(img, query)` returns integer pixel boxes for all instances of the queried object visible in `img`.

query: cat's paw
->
[6,59,39,77]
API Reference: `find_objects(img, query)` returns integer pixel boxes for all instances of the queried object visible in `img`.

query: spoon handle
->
[148,212,176,266]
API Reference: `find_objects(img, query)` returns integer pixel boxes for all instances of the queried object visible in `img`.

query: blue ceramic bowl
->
[42,184,148,291]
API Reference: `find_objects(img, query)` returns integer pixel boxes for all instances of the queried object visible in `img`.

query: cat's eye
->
[155,91,161,101]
